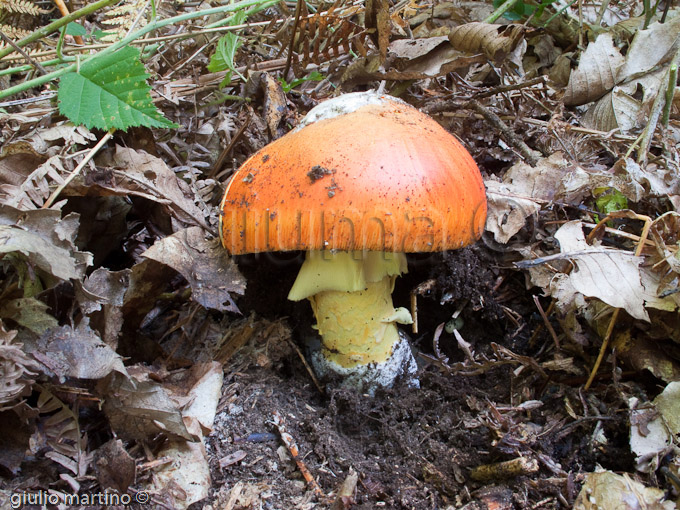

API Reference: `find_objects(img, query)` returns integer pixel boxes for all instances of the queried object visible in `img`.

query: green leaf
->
[278,71,324,93]
[58,46,177,131]
[207,10,247,84]
[66,22,87,36]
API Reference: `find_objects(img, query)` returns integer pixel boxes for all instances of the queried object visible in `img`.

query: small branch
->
[43,129,115,209]
[283,0,304,79]
[583,211,652,390]
[0,0,278,100]
[533,295,560,350]
[53,0,85,45]
[272,411,324,497]
[0,32,47,75]
[467,100,539,166]
[662,64,677,127]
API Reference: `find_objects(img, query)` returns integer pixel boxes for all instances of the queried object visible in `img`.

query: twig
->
[467,100,539,166]
[272,411,324,497]
[0,0,278,100]
[0,32,47,74]
[53,0,85,45]
[42,129,115,209]
[629,46,680,164]
[213,114,251,179]
[470,456,539,481]
[287,338,325,394]
[662,63,677,127]
[533,295,560,350]
[283,0,304,79]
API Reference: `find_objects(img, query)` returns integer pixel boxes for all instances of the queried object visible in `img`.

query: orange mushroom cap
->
[220,96,486,254]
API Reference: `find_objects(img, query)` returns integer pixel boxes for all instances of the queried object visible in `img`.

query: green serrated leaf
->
[58,46,177,131]
[66,22,87,36]
[207,10,247,84]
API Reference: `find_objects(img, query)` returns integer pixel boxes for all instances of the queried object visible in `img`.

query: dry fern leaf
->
[0,322,40,407]
[448,22,526,63]
[0,155,68,210]
[0,0,49,15]
[0,23,31,39]
[37,388,91,478]
[101,0,149,41]
[283,0,368,73]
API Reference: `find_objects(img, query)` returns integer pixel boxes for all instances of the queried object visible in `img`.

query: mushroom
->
[219,91,487,392]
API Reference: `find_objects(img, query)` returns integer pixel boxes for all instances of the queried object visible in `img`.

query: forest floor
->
[1,0,679,509]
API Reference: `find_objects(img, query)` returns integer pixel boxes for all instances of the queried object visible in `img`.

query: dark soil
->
[198,247,635,509]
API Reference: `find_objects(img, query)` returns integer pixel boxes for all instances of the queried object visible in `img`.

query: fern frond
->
[0,23,31,39]
[283,0,368,74]
[0,0,49,16]
[101,0,149,41]
[37,387,91,478]
[0,155,68,210]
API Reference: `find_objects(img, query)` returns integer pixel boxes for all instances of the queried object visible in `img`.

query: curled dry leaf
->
[100,367,197,442]
[573,471,674,510]
[563,33,624,106]
[0,322,40,406]
[93,439,136,493]
[617,15,680,83]
[448,23,525,63]
[76,267,130,315]
[164,361,224,438]
[388,36,480,77]
[484,180,541,244]
[142,226,245,313]
[0,205,92,282]
[79,146,212,231]
[484,153,577,245]
[550,221,664,321]
[0,155,67,210]
[148,440,211,510]
[30,320,126,381]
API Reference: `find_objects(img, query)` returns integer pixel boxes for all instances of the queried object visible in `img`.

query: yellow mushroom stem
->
[287,251,413,368]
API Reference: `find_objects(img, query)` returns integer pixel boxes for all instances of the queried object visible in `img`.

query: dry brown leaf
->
[617,15,680,83]
[563,33,624,106]
[0,322,40,406]
[484,153,579,245]
[582,68,666,132]
[31,320,126,381]
[0,206,92,282]
[448,22,525,63]
[142,227,245,313]
[76,267,130,315]
[81,146,211,231]
[0,156,68,210]
[484,180,541,244]
[630,381,680,473]
[93,439,136,493]
[573,471,674,510]
[551,221,658,321]
[100,367,197,442]
[149,440,211,509]
[388,36,474,77]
